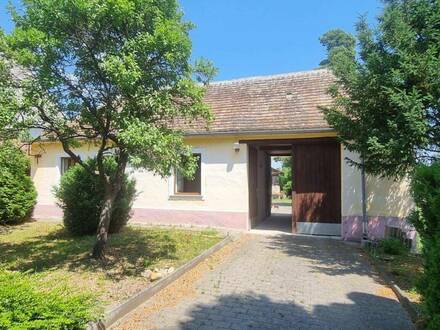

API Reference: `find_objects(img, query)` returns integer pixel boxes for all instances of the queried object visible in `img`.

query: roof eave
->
[183,127,335,137]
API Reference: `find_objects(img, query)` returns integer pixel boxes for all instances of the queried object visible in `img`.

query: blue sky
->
[1,0,383,81]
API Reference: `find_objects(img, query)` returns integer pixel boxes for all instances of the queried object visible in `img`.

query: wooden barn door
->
[292,140,341,235]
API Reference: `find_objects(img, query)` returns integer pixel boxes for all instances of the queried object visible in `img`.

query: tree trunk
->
[92,151,128,260]
[92,183,116,260]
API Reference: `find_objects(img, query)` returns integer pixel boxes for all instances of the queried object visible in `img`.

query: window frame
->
[173,153,202,196]
[60,156,76,175]
[168,148,205,200]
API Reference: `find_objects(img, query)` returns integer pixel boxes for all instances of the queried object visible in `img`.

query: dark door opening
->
[246,138,341,236]
[247,144,292,233]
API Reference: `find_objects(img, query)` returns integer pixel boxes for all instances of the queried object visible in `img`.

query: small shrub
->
[54,157,136,236]
[377,238,408,255]
[0,143,37,225]
[0,270,97,329]
[428,314,440,330]
[410,162,440,329]
[419,232,440,330]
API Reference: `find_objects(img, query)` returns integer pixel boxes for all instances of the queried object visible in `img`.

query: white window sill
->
[168,194,205,201]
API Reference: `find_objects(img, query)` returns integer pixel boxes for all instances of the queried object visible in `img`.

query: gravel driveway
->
[115,234,414,330]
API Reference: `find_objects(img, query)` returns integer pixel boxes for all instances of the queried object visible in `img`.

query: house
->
[29,69,415,241]
[271,168,281,198]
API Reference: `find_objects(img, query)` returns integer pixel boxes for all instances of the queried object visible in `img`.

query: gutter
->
[183,127,335,137]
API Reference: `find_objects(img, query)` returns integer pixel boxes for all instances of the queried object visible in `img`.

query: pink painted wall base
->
[33,204,249,230]
[342,215,416,241]
[131,208,248,230]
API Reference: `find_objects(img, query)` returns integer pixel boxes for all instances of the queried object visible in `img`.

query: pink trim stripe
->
[132,208,248,230]
[342,215,416,241]
[33,204,249,230]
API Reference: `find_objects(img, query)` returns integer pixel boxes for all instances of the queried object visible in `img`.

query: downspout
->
[361,157,368,241]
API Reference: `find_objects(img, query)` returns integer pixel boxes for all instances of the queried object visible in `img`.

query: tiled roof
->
[183,69,335,135]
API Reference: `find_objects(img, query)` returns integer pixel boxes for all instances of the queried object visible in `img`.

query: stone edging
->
[88,234,234,330]
[365,254,421,325]
[376,264,420,324]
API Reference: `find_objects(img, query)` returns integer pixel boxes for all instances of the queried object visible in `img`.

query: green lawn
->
[368,248,423,304]
[0,222,222,310]
[272,198,292,205]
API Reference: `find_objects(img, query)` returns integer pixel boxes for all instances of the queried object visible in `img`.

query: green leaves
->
[319,29,356,67]
[408,163,440,328]
[321,0,440,177]
[0,270,97,329]
[118,118,197,178]
[0,143,37,225]
[3,0,215,180]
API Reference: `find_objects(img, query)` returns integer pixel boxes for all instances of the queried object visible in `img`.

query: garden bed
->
[366,243,424,323]
[0,221,222,326]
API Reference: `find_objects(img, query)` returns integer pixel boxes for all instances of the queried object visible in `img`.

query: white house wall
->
[340,147,415,241]
[31,138,250,230]
[30,138,414,236]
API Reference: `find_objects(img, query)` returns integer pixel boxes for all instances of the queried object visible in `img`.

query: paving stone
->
[129,235,414,329]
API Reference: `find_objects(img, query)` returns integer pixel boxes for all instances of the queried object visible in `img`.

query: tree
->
[321,1,440,327]
[0,32,21,142]
[3,0,216,259]
[319,29,356,67]
[321,0,440,177]
[0,143,37,225]
[275,156,292,197]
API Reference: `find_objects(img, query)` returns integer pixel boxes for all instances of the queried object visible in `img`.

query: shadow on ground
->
[0,226,177,279]
[264,234,378,278]
[178,291,412,330]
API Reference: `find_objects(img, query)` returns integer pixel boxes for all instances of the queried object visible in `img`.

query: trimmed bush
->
[0,143,37,225]
[377,238,408,255]
[0,270,97,329]
[409,162,440,329]
[54,157,136,236]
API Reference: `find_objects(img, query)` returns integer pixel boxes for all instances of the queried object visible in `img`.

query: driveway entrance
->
[116,235,413,330]
[245,138,342,236]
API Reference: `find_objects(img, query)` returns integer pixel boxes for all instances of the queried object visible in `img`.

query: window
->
[60,157,76,175]
[175,153,201,194]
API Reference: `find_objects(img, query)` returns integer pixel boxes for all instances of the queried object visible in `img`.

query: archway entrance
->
[245,138,341,236]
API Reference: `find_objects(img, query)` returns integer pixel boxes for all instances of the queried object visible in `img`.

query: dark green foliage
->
[428,314,440,330]
[321,2,440,325]
[421,233,440,330]
[319,29,356,66]
[0,143,37,225]
[322,0,440,177]
[0,270,96,329]
[3,0,215,256]
[54,157,136,236]
[274,156,292,197]
[409,162,440,328]
[377,238,408,255]
[409,162,440,240]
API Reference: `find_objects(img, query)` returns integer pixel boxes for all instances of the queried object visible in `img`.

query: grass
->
[367,246,423,304]
[0,221,222,310]
[272,197,292,205]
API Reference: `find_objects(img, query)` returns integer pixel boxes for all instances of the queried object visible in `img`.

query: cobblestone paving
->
[124,235,414,330]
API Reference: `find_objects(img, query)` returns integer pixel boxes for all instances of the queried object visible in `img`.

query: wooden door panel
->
[293,141,341,224]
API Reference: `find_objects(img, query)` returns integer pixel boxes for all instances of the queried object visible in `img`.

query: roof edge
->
[183,127,335,137]
[209,68,330,86]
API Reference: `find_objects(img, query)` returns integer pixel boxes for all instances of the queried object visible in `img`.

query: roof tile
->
[182,69,335,135]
